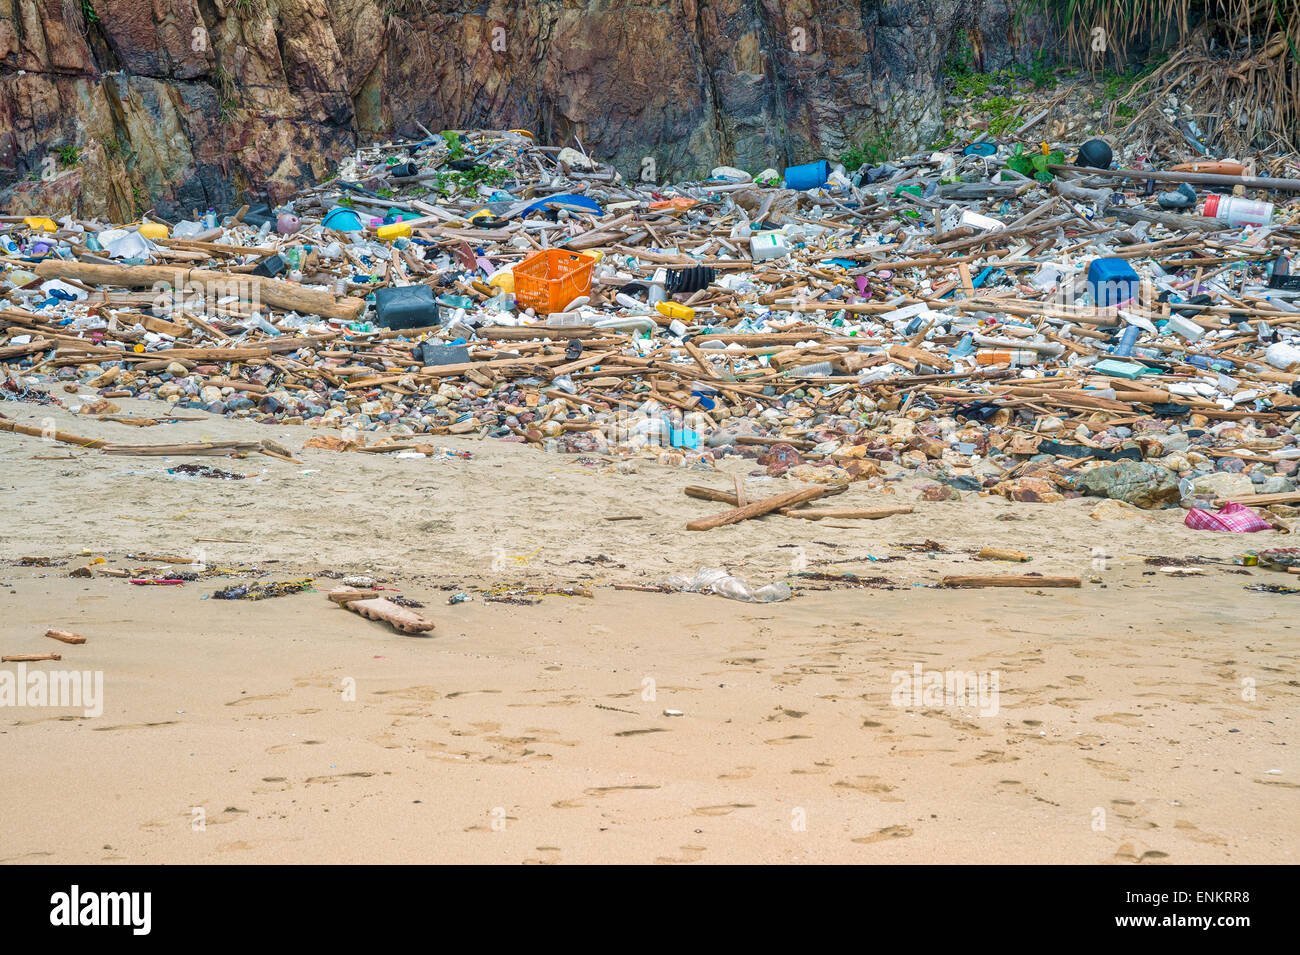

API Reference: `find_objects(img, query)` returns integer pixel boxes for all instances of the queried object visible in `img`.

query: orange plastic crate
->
[513,248,596,314]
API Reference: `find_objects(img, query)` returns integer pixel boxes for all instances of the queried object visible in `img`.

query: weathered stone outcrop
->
[1,0,1044,218]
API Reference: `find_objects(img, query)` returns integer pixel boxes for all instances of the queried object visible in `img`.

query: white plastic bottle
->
[1203,194,1274,227]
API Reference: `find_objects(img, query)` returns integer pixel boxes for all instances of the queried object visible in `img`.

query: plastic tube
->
[971,334,1065,356]
[594,315,657,333]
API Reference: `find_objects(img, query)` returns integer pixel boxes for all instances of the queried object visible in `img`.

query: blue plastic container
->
[1088,257,1140,307]
[1110,324,1140,357]
[323,207,363,232]
[784,160,830,191]
[671,428,701,450]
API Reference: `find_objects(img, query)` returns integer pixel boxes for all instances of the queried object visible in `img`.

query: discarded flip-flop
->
[328,587,435,635]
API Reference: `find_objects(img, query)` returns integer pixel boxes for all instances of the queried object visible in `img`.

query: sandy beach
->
[1,394,1296,864]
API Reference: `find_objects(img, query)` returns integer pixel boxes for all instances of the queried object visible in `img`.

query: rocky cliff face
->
[1,0,1042,219]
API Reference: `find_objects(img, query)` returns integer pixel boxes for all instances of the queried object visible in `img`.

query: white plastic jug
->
[750,232,791,262]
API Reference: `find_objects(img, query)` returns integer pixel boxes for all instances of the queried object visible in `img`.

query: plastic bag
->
[661,567,791,602]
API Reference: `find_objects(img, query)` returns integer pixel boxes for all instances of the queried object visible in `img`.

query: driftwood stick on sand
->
[686,486,825,531]
[781,505,914,520]
[942,575,1080,588]
[34,260,368,321]
[0,418,106,449]
[974,548,1031,562]
[2,653,62,662]
[328,587,436,634]
[44,629,86,645]
[684,483,848,506]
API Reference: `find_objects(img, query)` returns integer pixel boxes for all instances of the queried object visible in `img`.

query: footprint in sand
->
[303,771,375,785]
[523,846,562,865]
[265,739,326,755]
[614,727,668,737]
[765,707,807,722]
[852,825,913,844]
[1114,843,1170,864]
[188,807,247,828]
[374,686,442,702]
[833,776,896,795]
[692,803,755,817]
[387,704,439,718]
[92,720,178,732]
[763,734,812,745]
[1108,798,1141,820]
[517,727,579,747]
[463,813,517,832]
[583,785,660,798]
[506,694,584,710]
[958,749,1020,766]
[1174,820,1228,846]
[790,764,830,776]
[9,715,84,727]
[0,850,55,862]
[655,845,706,865]
[1049,696,1089,709]
[717,766,755,780]
[291,673,341,689]
[1084,756,1131,781]
[445,689,502,699]
[479,749,551,766]
[424,749,472,763]
[225,693,289,707]
[1095,712,1146,726]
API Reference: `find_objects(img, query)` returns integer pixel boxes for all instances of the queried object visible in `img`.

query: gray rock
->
[1076,461,1181,509]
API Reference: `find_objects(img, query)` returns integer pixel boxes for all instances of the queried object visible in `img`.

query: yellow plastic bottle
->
[137,220,169,239]
[376,221,412,240]
[488,269,516,294]
[655,300,695,321]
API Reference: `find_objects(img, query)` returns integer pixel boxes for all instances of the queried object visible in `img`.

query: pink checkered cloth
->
[1185,501,1272,533]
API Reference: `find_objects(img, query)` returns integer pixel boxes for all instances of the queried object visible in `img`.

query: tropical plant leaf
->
[1007,154,1034,176]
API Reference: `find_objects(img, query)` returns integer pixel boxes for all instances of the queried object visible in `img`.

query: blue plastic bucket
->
[322,207,363,232]
[783,160,830,191]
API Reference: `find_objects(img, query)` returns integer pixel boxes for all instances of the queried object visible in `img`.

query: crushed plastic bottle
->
[662,567,792,602]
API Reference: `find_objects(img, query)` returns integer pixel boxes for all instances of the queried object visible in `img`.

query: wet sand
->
[1,396,1297,863]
